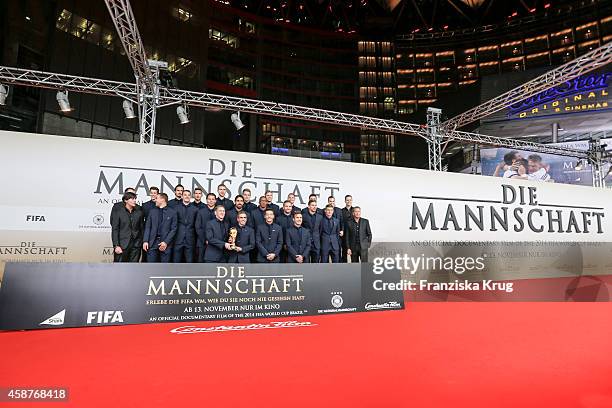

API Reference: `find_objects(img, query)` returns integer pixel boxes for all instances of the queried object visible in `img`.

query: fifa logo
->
[26,215,46,222]
[86,311,124,324]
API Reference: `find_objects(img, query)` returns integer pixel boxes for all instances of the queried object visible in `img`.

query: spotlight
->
[176,104,189,124]
[122,100,136,119]
[56,90,72,112]
[230,111,245,130]
[0,84,8,105]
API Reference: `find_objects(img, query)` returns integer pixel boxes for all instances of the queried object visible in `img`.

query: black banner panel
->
[0,263,403,331]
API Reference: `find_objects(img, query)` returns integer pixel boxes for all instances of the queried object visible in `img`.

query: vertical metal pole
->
[552,122,559,143]
[136,67,159,144]
[427,107,443,171]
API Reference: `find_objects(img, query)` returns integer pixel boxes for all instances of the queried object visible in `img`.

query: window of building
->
[209,28,239,48]
[239,19,256,34]
[171,6,193,22]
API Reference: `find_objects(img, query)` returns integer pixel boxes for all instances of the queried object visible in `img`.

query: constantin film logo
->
[170,320,318,334]
[364,301,402,311]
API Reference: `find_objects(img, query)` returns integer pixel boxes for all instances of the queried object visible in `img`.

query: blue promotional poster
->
[480,138,612,185]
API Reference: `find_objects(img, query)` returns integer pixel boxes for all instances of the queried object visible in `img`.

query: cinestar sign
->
[508,72,611,119]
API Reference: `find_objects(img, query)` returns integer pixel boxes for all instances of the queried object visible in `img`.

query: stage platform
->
[1,302,612,407]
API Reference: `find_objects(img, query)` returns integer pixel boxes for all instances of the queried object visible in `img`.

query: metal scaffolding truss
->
[159,87,427,136]
[0,64,591,162]
[443,41,612,130]
[426,108,443,171]
[0,66,137,99]
[444,129,589,159]
[104,0,162,143]
[103,0,152,85]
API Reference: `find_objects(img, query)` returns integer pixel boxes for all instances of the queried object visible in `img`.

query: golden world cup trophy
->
[228,227,238,250]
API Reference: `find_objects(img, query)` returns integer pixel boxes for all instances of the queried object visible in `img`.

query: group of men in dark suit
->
[110,183,372,264]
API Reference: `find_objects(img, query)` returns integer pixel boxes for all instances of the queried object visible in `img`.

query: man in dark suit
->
[265,190,280,217]
[301,200,323,263]
[204,205,229,263]
[276,200,295,262]
[167,184,184,208]
[327,196,344,222]
[285,212,311,263]
[192,188,205,209]
[320,205,341,263]
[173,190,198,263]
[249,196,269,229]
[276,201,295,234]
[110,187,138,227]
[242,188,257,214]
[143,193,177,263]
[226,195,246,228]
[287,193,301,214]
[142,187,159,222]
[255,209,283,263]
[140,186,159,263]
[341,195,354,263]
[216,183,234,211]
[111,191,144,262]
[307,194,324,215]
[344,206,372,263]
[227,211,255,263]
[195,193,217,262]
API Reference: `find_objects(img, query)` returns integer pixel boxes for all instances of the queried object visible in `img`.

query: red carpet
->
[1,303,612,407]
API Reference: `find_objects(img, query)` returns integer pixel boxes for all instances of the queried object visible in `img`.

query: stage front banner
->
[0,263,403,331]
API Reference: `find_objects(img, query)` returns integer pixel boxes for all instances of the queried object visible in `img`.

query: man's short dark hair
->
[237,210,248,218]
[283,200,291,206]
[292,211,303,218]
[194,188,203,193]
[150,186,159,193]
[308,200,317,206]
[345,194,352,200]
[124,187,135,193]
[122,191,137,202]
[353,206,361,211]
[242,188,251,194]
[158,193,169,203]
[174,184,184,191]
[206,193,216,199]
[183,189,191,195]
[503,151,518,165]
[325,204,334,210]
[234,194,244,201]
[264,208,275,215]
[218,183,227,189]
[528,154,542,163]
[309,194,317,199]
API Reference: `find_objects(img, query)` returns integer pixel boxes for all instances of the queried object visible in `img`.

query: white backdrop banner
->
[1,130,611,262]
